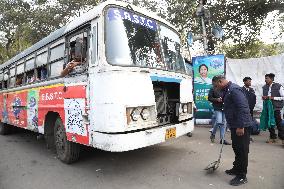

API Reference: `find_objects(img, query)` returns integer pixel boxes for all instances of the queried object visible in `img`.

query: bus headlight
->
[131,108,140,121]
[141,108,150,120]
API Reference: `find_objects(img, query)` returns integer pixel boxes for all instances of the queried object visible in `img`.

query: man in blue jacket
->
[212,75,252,186]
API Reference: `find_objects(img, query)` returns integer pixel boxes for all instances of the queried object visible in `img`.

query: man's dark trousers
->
[231,127,250,178]
[269,110,284,140]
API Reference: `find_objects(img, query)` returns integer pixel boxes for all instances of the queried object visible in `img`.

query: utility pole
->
[196,0,210,55]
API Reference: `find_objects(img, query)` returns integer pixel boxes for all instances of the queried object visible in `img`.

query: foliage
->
[0,0,99,64]
[218,40,284,59]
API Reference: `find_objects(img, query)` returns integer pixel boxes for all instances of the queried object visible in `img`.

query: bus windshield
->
[105,7,186,73]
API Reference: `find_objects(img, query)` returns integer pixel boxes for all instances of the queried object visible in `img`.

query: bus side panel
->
[38,85,65,134]
[63,85,89,145]
[38,84,89,145]
[7,91,27,128]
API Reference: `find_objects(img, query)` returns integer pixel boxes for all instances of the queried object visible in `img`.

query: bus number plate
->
[165,127,176,140]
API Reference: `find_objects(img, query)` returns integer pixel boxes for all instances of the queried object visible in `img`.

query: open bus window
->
[37,66,48,80]
[61,33,88,77]
[16,74,24,86]
[26,70,35,83]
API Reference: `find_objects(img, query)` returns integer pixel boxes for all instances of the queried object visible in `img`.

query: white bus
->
[0,0,194,163]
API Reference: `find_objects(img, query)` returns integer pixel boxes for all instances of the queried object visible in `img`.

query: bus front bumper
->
[91,120,194,152]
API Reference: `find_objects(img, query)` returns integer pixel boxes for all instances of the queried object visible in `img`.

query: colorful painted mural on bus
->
[0,84,89,145]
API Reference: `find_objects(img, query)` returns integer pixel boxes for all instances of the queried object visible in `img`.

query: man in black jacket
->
[262,73,284,144]
[208,87,230,145]
[242,77,256,118]
[212,75,252,186]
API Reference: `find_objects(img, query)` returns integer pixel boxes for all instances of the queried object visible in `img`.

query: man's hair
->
[198,64,208,72]
[243,77,252,82]
[265,73,275,80]
[212,75,226,82]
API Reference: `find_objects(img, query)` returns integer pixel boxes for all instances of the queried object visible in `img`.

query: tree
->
[0,0,31,62]
[218,40,284,59]
[132,0,284,57]
[0,0,100,64]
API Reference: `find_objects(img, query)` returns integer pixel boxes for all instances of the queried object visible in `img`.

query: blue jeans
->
[212,110,226,140]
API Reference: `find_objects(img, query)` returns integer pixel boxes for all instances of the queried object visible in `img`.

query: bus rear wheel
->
[0,122,11,135]
[54,117,80,164]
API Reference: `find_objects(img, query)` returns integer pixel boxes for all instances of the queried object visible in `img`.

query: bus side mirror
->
[75,37,86,60]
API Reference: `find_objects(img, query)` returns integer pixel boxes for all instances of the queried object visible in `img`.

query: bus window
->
[36,51,48,67]
[9,76,15,87]
[9,66,16,87]
[69,32,88,62]
[16,62,25,86]
[61,32,88,77]
[50,60,64,78]
[36,66,48,80]
[10,66,16,77]
[50,44,65,62]
[3,70,8,88]
[16,74,24,86]
[26,58,36,83]
[26,58,35,72]
[26,70,35,83]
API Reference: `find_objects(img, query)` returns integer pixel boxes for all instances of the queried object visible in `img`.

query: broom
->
[204,138,225,172]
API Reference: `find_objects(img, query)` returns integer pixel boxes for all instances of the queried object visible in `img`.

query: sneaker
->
[266,139,277,143]
[209,128,213,133]
[220,140,231,145]
[225,168,238,175]
[229,176,247,186]
[210,135,215,143]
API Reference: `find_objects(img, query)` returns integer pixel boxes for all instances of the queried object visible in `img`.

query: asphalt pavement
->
[0,126,283,189]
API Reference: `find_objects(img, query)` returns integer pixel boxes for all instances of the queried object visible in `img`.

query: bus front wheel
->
[0,122,11,135]
[54,117,80,164]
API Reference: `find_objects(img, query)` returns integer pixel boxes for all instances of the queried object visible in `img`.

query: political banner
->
[193,54,225,120]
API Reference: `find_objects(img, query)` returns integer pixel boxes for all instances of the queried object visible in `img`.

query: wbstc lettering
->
[41,92,63,101]
[108,8,157,30]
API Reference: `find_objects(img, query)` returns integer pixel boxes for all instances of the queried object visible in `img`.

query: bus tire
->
[0,122,11,135]
[54,117,80,164]
[187,132,193,137]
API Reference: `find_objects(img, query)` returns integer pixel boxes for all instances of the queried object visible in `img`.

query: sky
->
[259,11,284,44]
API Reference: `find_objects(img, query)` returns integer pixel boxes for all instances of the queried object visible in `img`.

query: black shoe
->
[220,140,231,145]
[225,168,238,175]
[210,135,215,143]
[229,176,247,186]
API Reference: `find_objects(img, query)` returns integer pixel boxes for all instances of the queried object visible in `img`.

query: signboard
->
[193,54,225,120]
